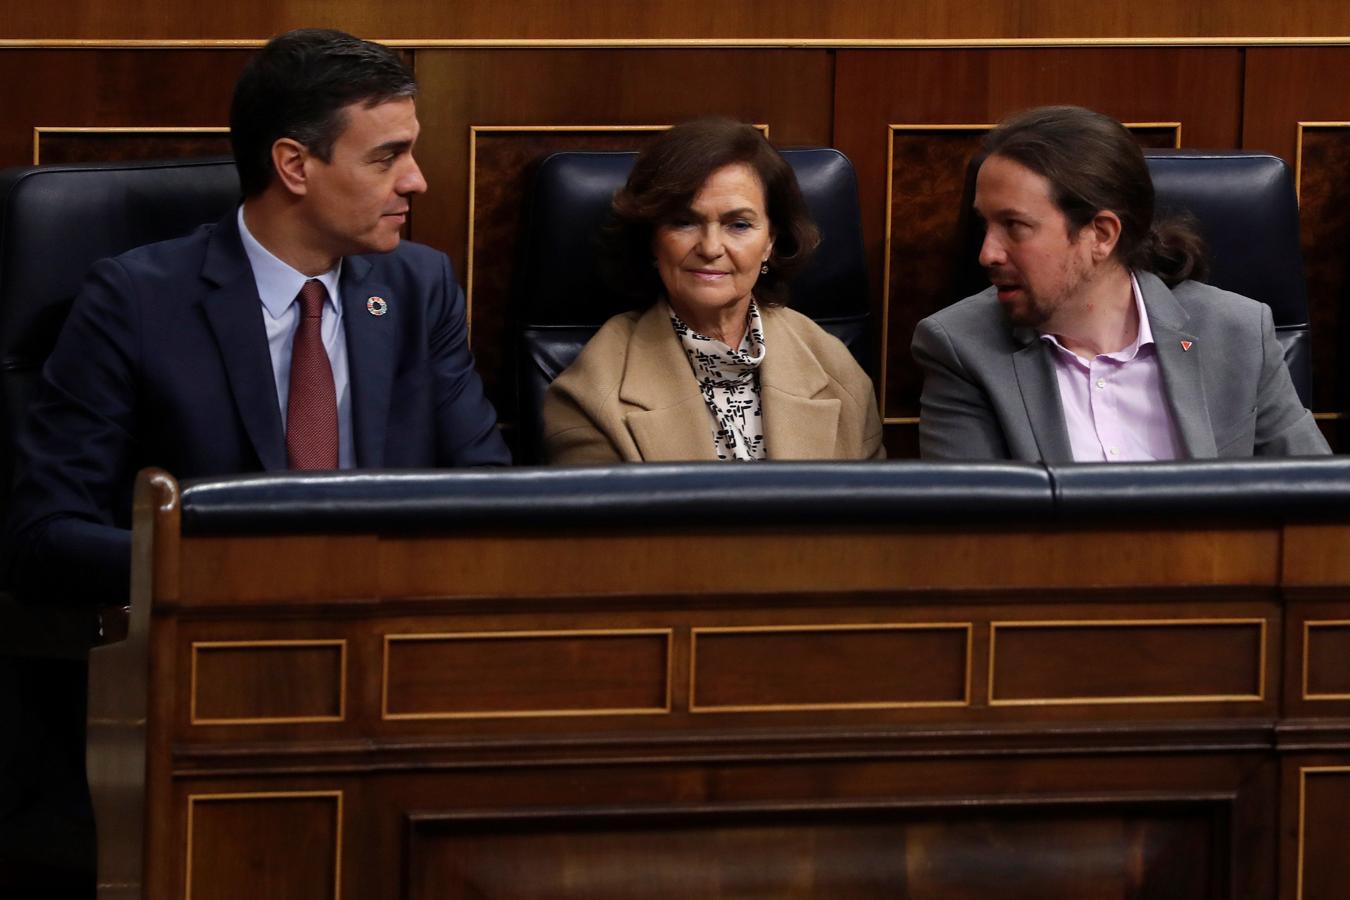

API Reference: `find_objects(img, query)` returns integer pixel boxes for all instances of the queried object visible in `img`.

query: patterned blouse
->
[669,300,767,461]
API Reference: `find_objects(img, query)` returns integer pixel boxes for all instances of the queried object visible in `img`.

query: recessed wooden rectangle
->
[383,629,671,720]
[691,624,970,712]
[190,640,346,725]
[1303,622,1350,699]
[990,619,1265,706]
[406,801,1220,900]
[186,791,341,900]
[1299,768,1350,900]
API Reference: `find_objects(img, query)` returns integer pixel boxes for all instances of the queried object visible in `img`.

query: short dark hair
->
[230,29,417,197]
[983,105,1207,286]
[604,118,820,307]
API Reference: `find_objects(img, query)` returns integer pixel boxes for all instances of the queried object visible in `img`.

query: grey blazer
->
[911,271,1331,461]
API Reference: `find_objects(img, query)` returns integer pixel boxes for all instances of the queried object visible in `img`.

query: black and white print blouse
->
[668,300,767,461]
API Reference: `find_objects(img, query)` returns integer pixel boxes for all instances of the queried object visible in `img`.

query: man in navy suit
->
[8,29,509,608]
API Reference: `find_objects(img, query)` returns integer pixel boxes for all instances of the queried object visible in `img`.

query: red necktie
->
[286,279,339,469]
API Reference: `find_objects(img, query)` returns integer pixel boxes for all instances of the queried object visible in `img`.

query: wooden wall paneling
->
[0,50,246,170]
[1244,48,1350,449]
[412,48,833,432]
[1281,759,1350,900]
[833,48,1242,455]
[12,1,1350,41]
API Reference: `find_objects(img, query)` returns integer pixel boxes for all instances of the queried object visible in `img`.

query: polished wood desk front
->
[90,469,1350,899]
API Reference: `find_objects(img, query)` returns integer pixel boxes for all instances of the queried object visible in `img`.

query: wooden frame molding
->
[188,639,348,727]
[689,622,973,713]
[381,627,675,720]
[988,617,1268,707]
[1301,620,1350,701]
[184,790,344,900]
[32,126,229,165]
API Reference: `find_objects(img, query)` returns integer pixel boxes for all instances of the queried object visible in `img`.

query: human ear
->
[1088,210,1122,261]
[271,138,309,197]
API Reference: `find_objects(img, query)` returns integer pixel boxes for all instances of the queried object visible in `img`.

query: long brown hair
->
[984,105,1207,286]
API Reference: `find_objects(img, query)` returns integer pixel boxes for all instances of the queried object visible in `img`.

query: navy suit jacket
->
[7,211,509,604]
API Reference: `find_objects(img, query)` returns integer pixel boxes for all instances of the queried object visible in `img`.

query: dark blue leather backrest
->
[953,150,1312,405]
[1144,151,1311,402]
[0,158,240,520]
[515,148,869,462]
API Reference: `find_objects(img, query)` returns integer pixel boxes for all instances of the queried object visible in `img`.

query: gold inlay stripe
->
[1296,766,1350,900]
[188,639,347,726]
[32,125,229,165]
[690,622,973,713]
[185,790,343,900]
[1301,620,1350,700]
[988,617,1267,706]
[9,37,1350,50]
[382,627,674,720]
[1294,122,1350,202]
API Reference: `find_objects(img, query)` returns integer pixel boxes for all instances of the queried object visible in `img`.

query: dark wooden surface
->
[11,0,1350,40]
[81,470,1350,898]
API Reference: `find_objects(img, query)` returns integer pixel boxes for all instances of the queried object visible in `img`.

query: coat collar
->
[617,304,842,460]
[1137,271,1215,457]
[200,211,287,471]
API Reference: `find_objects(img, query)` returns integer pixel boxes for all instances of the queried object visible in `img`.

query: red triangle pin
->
[1180,340,1193,351]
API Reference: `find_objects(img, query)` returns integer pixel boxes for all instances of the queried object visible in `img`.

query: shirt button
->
[1096,378,1106,389]
[1109,447,1119,456]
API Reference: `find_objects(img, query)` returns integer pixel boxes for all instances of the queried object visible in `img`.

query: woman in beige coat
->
[543,119,884,463]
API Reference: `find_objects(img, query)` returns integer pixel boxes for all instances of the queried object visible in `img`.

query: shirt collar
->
[1039,270,1154,363]
[237,205,343,320]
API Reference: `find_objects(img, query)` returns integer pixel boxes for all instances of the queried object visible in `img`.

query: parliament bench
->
[91,458,1350,899]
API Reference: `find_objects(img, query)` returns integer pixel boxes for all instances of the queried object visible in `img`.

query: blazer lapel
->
[619,305,717,461]
[200,216,287,471]
[339,256,398,468]
[757,308,841,459]
[1138,272,1216,458]
[1010,329,1074,463]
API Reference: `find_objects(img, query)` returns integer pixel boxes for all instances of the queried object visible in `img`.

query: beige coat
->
[543,303,885,463]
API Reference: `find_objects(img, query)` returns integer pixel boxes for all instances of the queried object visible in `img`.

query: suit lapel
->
[619,305,717,461]
[1010,329,1074,463]
[757,307,841,459]
[1138,272,1215,458]
[200,216,287,471]
[339,256,398,467]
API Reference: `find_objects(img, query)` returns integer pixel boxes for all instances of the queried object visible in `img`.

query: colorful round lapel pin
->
[367,296,389,316]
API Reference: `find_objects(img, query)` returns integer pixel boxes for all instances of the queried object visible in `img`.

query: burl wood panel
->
[834,48,1241,451]
[383,630,670,718]
[990,620,1265,704]
[1303,623,1350,699]
[1297,768,1350,900]
[185,793,340,900]
[406,802,1221,899]
[190,641,344,724]
[1244,47,1350,448]
[691,624,969,711]
[413,48,832,428]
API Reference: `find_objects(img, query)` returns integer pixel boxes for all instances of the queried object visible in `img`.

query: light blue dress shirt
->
[237,206,355,468]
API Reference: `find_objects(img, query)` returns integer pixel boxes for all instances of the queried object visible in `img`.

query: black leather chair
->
[952,149,1313,405]
[0,157,239,893]
[514,148,870,463]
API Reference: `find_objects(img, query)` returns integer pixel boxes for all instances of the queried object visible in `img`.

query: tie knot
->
[298,279,327,319]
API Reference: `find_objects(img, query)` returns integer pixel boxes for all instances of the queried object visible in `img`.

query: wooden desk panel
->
[87,471,1350,899]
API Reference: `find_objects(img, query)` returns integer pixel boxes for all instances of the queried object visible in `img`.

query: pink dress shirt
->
[1040,274,1184,462]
